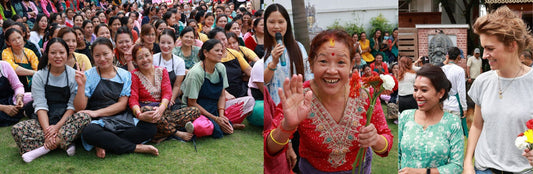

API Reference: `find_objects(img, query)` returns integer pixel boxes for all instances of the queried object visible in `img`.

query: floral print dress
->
[398,109,464,173]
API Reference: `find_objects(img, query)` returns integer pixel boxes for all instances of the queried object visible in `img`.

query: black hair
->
[94,24,109,35]
[254,9,263,17]
[38,38,70,70]
[2,19,15,30]
[108,16,121,28]
[252,17,262,32]
[114,26,133,42]
[180,26,195,38]
[195,10,205,22]
[447,47,461,60]
[91,37,114,55]
[207,27,225,39]
[4,28,23,47]
[226,31,238,41]
[416,64,452,103]
[264,4,304,78]
[224,21,238,33]
[50,13,62,23]
[13,22,27,34]
[82,20,93,29]
[120,16,130,26]
[11,15,23,22]
[198,39,222,61]
[31,14,48,32]
[163,11,173,23]
[159,28,176,42]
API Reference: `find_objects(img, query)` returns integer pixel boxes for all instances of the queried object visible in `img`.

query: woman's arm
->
[188,98,216,119]
[463,104,483,174]
[170,75,185,105]
[88,96,128,117]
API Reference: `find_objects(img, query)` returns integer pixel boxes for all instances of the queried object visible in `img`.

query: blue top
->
[84,67,132,98]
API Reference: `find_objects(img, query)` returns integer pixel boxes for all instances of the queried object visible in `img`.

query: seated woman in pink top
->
[0,61,31,126]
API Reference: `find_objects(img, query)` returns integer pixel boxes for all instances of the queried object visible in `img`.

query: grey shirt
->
[32,66,77,113]
[468,69,533,172]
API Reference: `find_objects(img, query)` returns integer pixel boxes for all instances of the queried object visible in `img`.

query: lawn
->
[0,119,263,173]
[371,102,399,173]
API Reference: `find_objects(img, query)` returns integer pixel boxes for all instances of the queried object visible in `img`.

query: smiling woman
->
[464,6,533,174]
[264,29,393,173]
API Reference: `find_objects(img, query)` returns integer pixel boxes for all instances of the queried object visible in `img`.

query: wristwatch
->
[426,168,430,174]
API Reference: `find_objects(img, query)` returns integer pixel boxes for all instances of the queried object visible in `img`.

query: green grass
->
[0,119,263,173]
[371,102,399,173]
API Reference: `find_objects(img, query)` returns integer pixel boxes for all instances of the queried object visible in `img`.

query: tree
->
[291,0,310,51]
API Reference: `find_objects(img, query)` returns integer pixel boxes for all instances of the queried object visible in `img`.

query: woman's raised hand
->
[74,62,86,86]
[278,74,313,131]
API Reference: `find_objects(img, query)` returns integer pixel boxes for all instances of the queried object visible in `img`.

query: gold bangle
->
[372,135,388,154]
[270,129,289,146]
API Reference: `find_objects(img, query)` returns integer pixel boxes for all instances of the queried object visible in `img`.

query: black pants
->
[399,95,418,114]
[82,121,157,154]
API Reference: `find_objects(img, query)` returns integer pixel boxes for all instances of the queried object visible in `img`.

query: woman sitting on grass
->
[77,38,159,158]
[181,39,247,139]
[11,38,90,163]
[129,44,200,143]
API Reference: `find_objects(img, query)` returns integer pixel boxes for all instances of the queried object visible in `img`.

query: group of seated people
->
[0,0,265,163]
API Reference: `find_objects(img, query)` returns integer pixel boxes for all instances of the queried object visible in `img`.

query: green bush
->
[327,19,366,36]
[368,13,397,36]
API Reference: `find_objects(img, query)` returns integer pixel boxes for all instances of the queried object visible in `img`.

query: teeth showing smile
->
[324,79,339,84]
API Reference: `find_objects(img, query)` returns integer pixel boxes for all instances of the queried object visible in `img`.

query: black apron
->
[87,67,135,133]
[253,35,264,58]
[0,67,21,126]
[42,67,71,125]
[158,54,184,109]
[223,49,247,98]
[158,54,177,87]
[196,64,224,138]
[13,48,33,92]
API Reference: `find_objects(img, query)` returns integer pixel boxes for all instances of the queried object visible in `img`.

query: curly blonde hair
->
[473,6,533,53]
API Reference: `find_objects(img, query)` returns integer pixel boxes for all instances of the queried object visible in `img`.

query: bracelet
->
[267,63,277,71]
[372,135,388,154]
[218,107,225,110]
[270,129,289,146]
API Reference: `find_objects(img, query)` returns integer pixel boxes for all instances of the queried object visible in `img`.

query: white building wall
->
[265,0,398,32]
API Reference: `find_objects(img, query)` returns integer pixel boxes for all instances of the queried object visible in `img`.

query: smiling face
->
[310,40,353,96]
[230,22,240,36]
[159,34,174,54]
[111,19,122,33]
[216,16,227,28]
[156,23,168,36]
[181,30,195,47]
[134,47,153,71]
[205,16,215,26]
[74,29,84,44]
[142,28,156,44]
[204,43,224,63]
[62,32,77,54]
[480,33,517,71]
[92,44,114,69]
[96,26,111,39]
[116,33,132,54]
[266,11,287,39]
[413,76,445,111]
[74,16,83,27]
[47,42,68,69]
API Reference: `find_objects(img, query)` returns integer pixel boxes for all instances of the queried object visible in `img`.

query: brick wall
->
[418,28,468,68]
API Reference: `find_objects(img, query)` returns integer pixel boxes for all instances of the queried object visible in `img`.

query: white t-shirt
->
[152,53,186,76]
[468,68,533,172]
[248,59,264,95]
[442,63,467,113]
[467,56,482,79]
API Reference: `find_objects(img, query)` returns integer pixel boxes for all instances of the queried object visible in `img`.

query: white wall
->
[265,0,398,32]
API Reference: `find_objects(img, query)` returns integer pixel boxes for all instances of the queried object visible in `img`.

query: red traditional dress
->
[264,81,393,172]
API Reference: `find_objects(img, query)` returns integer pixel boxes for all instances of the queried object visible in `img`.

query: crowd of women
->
[0,0,265,163]
[261,4,533,174]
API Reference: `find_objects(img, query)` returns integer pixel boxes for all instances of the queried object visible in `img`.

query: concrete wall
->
[265,0,398,32]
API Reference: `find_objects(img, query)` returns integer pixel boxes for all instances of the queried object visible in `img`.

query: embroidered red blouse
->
[263,81,393,172]
[129,66,172,108]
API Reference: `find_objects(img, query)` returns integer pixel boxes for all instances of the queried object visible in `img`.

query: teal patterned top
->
[399,109,464,173]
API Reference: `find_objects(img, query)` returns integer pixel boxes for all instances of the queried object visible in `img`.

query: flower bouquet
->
[515,119,533,174]
[349,72,395,174]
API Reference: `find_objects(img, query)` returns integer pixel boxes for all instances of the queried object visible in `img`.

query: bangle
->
[218,107,225,110]
[372,135,388,154]
[270,129,289,146]
[268,63,277,71]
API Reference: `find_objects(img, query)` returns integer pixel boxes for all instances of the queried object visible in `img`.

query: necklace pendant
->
[499,91,503,99]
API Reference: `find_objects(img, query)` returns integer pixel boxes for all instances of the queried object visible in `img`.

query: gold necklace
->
[497,66,523,99]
